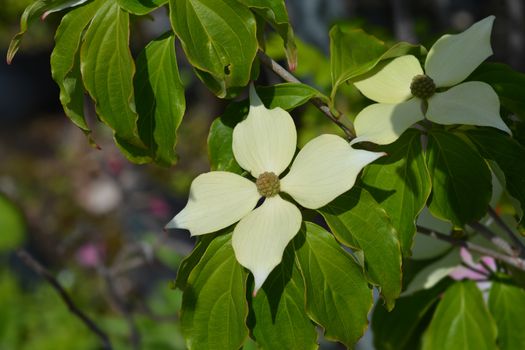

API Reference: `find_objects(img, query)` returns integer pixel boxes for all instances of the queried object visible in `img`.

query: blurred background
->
[0,0,523,349]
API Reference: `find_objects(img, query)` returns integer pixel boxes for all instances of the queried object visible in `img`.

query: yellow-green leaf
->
[422,281,497,350]
[134,32,185,166]
[169,0,257,98]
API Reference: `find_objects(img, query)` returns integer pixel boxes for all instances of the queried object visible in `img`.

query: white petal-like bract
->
[426,81,511,134]
[425,16,495,87]
[165,171,260,235]
[232,195,302,292]
[351,98,425,145]
[281,134,385,209]
[354,55,423,103]
[232,85,297,177]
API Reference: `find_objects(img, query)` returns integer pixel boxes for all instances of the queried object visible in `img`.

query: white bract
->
[351,16,511,146]
[166,85,384,292]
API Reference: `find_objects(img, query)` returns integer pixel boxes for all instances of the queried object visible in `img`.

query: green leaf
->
[169,0,257,98]
[0,196,26,251]
[181,233,249,350]
[329,24,423,99]
[208,102,247,174]
[208,83,318,173]
[319,188,402,309]
[134,32,185,166]
[250,248,317,350]
[7,0,90,64]
[372,278,452,350]
[293,222,373,348]
[469,62,525,119]
[42,0,91,17]
[465,128,525,221]
[422,281,497,350]
[51,0,102,132]
[117,0,167,15]
[257,83,322,110]
[426,131,492,226]
[174,234,216,290]
[489,281,525,350]
[361,130,431,256]
[81,1,147,160]
[237,0,296,70]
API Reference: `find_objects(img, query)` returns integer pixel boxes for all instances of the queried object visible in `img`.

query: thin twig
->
[16,250,112,350]
[488,206,525,257]
[460,262,490,277]
[257,50,356,140]
[416,226,525,271]
[468,222,516,256]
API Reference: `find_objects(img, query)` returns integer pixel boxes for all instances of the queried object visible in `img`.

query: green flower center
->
[410,74,436,99]
[256,172,280,197]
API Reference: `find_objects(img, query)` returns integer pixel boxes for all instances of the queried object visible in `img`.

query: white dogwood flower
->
[351,16,510,146]
[166,85,384,292]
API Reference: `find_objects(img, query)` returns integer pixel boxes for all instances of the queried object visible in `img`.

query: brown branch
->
[416,226,525,271]
[468,222,516,257]
[257,50,356,140]
[16,250,112,350]
[488,206,525,257]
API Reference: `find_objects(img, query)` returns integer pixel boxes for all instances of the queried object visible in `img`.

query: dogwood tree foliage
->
[9,1,525,349]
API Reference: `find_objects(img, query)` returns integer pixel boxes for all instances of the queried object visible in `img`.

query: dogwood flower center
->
[256,171,280,197]
[410,74,436,99]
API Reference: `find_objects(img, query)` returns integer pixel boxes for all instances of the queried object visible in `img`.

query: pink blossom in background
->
[449,247,496,291]
[149,197,171,218]
[107,155,125,175]
[76,243,104,268]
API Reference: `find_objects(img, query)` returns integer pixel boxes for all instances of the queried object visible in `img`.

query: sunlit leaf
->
[293,222,372,348]
[237,0,296,70]
[117,0,167,15]
[51,0,102,132]
[422,281,497,350]
[250,247,317,350]
[361,129,431,256]
[181,233,249,350]
[81,1,148,161]
[134,32,185,166]
[7,0,91,64]
[174,234,216,290]
[169,0,257,98]
[489,281,525,350]
[319,188,402,308]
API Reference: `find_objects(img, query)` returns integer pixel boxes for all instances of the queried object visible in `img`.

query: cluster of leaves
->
[8,0,525,349]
